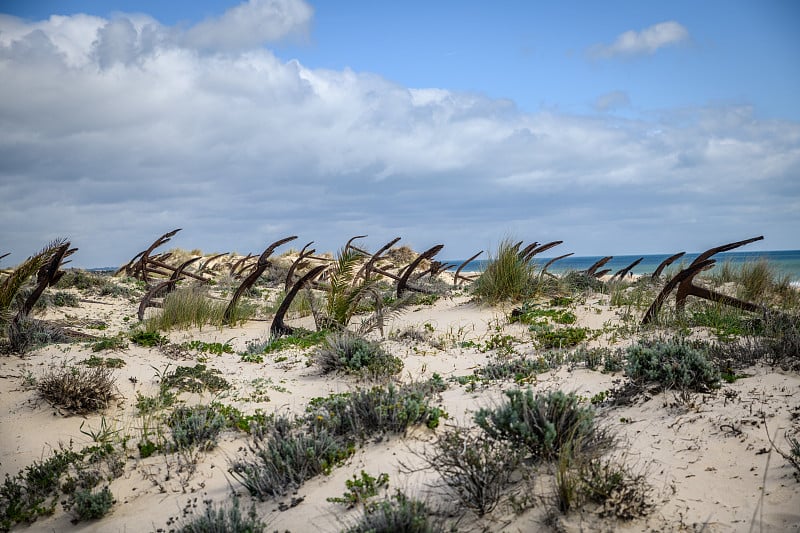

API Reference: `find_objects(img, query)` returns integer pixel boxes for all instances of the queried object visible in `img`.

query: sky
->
[1,0,799,267]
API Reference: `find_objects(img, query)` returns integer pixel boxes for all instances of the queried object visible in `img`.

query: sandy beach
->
[1,244,799,533]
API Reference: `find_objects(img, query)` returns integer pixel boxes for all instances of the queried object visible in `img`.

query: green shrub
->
[176,496,266,533]
[315,332,403,378]
[162,364,230,393]
[130,329,167,347]
[625,339,720,391]
[475,389,610,461]
[90,336,128,352]
[168,405,228,451]
[473,239,537,304]
[344,491,443,533]
[144,285,255,331]
[307,382,445,440]
[81,354,126,368]
[72,486,114,521]
[477,356,552,382]
[229,419,353,500]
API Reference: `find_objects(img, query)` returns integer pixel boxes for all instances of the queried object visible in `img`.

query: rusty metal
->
[612,258,643,280]
[196,253,228,276]
[651,252,686,279]
[136,229,181,284]
[542,253,574,276]
[229,254,253,278]
[356,237,401,281]
[138,280,177,320]
[518,242,539,260]
[271,265,327,338]
[344,235,369,254]
[523,241,563,262]
[585,256,612,277]
[397,244,444,297]
[454,251,483,286]
[593,269,611,278]
[285,242,316,293]
[642,236,765,324]
[223,236,298,324]
[642,260,715,324]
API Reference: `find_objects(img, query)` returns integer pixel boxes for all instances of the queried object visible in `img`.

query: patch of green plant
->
[37,362,119,414]
[162,364,230,393]
[174,496,266,533]
[209,402,270,433]
[477,356,552,383]
[183,340,234,355]
[239,352,264,363]
[510,304,577,325]
[327,470,390,508]
[576,457,654,519]
[315,332,403,378]
[135,389,177,415]
[81,354,126,368]
[90,335,128,352]
[560,271,604,293]
[144,285,255,332]
[625,338,720,391]
[478,333,518,356]
[475,388,610,461]
[534,326,589,349]
[690,305,762,341]
[130,329,168,347]
[263,329,328,353]
[549,296,573,307]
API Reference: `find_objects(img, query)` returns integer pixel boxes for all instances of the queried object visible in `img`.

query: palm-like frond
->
[0,239,67,328]
[326,248,366,326]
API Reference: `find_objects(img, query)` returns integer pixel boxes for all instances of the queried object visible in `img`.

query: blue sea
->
[446,250,800,282]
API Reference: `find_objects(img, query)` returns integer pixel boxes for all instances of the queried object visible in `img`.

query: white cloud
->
[0,11,797,266]
[182,0,313,51]
[591,21,689,58]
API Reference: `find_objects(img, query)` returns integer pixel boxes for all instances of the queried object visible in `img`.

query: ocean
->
[446,249,800,282]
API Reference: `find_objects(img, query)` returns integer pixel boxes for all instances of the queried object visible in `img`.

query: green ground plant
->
[534,326,589,349]
[162,364,230,394]
[129,329,167,347]
[625,338,720,392]
[81,354,126,368]
[475,389,611,461]
[90,335,128,352]
[143,285,255,332]
[314,331,403,379]
[327,470,390,508]
[168,405,228,451]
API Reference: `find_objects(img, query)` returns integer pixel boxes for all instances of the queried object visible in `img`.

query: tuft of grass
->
[72,486,114,521]
[144,285,255,332]
[475,389,611,461]
[473,239,537,304]
[625,338,720,392]
[262,328,328,353]
[314,331,403,378]
[37,362,119,414]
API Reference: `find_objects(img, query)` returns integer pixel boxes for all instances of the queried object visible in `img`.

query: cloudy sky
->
[1,0,798,267]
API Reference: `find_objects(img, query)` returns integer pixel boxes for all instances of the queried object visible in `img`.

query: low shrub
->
[315,332,402,378]
[625,338,720,391]
[72,486,114,521]
[327,470,390,508]
[229,418,353,500]
[344,491,443,533]
[534,326,588,349]
[477,356,552,382]
[7,316,69,353]
[475,389,610,461]
[129,329,167,347]
[90,336,128,352]
[421,426,522,516]
[176,496,266,533]
[162,364,230,393]
[37,363,119,414]
[168,405,228,451]
[307,382,446,441]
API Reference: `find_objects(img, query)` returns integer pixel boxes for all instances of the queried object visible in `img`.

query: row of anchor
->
[2,231,771,341]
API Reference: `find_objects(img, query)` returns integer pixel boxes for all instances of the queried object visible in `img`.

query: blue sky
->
[1,0,798,267]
